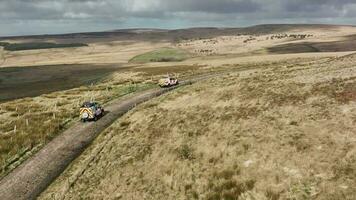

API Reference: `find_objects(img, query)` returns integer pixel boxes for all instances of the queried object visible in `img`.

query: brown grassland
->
[1,24,356,199]
[40,55,356,200]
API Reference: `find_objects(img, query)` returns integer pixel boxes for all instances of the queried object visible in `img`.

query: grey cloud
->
[161,0,261,13]
[274,0,356,20]
[0,1,63,20]
[284,0,356,11]
[1,0,356,36]
[1,0,355,20]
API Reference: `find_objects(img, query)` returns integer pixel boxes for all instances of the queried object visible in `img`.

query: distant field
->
[130,47,191,63]
[268,40,356,54]
[0,42,87,51]
[0,64,120,102]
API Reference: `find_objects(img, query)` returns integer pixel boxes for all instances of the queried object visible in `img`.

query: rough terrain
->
[40,54,356,200]
[1,24,356,200]
[0,84,183,200]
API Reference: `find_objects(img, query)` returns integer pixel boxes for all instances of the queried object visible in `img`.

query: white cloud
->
[63,12,91,19]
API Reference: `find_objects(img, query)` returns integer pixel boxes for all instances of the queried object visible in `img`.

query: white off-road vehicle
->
[158,77,179,87]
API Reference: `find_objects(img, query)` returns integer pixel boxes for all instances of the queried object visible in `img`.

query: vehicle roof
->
[161,76,176,79]
[81,102,99,107]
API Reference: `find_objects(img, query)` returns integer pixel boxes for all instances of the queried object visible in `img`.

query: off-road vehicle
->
[158,77,179,87]
[80,102,104,122]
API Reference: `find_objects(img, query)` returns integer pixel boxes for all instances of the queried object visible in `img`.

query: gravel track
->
[0,71,237,200]
[0,82,189,200]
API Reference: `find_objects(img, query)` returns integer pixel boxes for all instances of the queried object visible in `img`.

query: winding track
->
[0,72,228,200]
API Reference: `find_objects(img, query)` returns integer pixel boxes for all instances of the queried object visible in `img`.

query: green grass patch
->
[0,42,88,51]
[0,42,10,47]
[130,47,191,63]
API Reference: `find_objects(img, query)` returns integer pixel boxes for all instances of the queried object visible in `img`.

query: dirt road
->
[0,83,187,199]
[0,68,253,200]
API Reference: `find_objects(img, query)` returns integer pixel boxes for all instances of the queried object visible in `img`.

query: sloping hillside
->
[40,56,356,200]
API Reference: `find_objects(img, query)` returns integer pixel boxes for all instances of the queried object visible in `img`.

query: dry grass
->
[0,63,237,179]
[4,26,356,199]
[0,72,154,178]
[40,55,356,200]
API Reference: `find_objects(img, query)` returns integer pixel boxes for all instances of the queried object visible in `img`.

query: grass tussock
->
[176,144,195,160]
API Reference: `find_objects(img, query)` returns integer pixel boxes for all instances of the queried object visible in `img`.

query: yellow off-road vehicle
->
[80,102,104,122]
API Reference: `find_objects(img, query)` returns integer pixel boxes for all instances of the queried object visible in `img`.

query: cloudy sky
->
[1,0,356,36]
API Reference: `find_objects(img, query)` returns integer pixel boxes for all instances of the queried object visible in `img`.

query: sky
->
[1,0,356,36]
